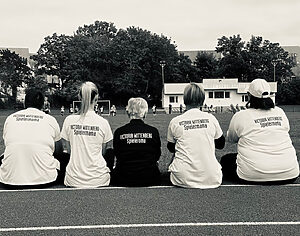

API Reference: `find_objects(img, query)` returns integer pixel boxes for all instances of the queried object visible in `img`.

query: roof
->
[179,50,222,62]
[0,47,30,61]
[164,79,277,94]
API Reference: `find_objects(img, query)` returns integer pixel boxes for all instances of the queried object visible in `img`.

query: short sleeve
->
[167,119,176,143]
[102,119,113,143]
[211,115,223,139]
[47,115,61,142]
[226,113,239,143]
[52,119,61,142]
[61,116,70,141]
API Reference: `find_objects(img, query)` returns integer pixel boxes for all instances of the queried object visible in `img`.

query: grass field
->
[0,109,299,235]
[0,109,299,174]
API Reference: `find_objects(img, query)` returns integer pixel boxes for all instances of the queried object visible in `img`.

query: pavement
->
[0,182,299,235]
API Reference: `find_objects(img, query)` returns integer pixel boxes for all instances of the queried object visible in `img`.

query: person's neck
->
[185,105,200,111]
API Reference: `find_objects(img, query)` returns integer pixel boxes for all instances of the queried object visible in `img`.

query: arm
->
[61,138,71,154]
[214,135,225,149]
[167,141,175,153]
[102,140,113,157]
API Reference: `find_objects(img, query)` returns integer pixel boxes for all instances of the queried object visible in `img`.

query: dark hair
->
[24,89,45,109]
[246,94,275,110]
[184,82,205,107]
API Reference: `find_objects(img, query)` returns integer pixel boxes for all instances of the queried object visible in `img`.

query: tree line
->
[0,21,298,106]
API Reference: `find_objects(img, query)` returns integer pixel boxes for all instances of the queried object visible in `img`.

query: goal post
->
[72,100,111,115]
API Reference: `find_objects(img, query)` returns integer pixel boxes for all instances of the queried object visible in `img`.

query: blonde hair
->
[127,97,148,119]
[183,82,205,107]
[78,81,98,116]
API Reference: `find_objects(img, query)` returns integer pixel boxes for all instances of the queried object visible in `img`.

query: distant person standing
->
[169,104,172,114]
[94,104,99,115]
[179,104,183,113]
[69,104,74,114]
[43,96,51,114]
[167,83,225,188]
[61,82,113,188]
[111,98,161,186]
[111,105,116,116]
[0,89,66,188]
[100,106,104,116]
[152,105,156,116]
[60,106,65,116]
[221,79,299,184]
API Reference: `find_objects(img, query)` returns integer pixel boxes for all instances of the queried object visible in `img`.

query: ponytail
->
[78,82,99,116]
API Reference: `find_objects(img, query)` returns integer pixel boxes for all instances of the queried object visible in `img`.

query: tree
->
[194,52,218,79]
[0,49,32,103]
[216,35,296,82]
[32,21,196,106]
[276,77,300,104]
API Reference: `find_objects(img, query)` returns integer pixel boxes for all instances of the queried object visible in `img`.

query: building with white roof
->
[163,78,277,109]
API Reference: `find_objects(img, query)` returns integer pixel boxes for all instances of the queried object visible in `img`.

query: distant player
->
[94,104,99,114]
[111,105,116,116]
[43,97,51,114]
[69,104,74,114]
[60,106,65,116]
[152,105,156,116]
[100,106,104,116]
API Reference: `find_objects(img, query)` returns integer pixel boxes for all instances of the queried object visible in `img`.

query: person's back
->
[167,83,225,188]
[168,109,223,188]
[61,82,113,188]
[0,89,60,186]
[112,98,161,187]
[223,78,299,184]
[227,106,299,181]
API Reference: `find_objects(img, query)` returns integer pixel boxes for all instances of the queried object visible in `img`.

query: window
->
[169,96,178,103]
[225,92,230,98]
[214,91,224,98]
[209,92,213,98]
[242,95,249,102]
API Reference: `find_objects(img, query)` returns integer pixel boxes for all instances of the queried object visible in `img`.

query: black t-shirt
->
[112,119,161,186]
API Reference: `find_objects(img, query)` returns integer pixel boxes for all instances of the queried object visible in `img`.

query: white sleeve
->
[226,113,239,143]
[103,120,113,143]
[211,115,223,139]
[61,117,70,141]
[167,120,176,143]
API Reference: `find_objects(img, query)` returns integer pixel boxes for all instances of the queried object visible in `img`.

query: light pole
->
[271,59,280,82]
[160,60,166,107]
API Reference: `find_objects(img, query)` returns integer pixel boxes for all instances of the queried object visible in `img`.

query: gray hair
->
[127,97,148,119]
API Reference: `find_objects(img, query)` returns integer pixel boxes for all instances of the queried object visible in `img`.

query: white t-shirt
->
[61,111,113,188]
[227,107,299,181]
[0,108,60,185]
[167,108,223,189]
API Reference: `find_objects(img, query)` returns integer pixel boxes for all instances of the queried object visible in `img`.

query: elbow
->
[215,135,225,150]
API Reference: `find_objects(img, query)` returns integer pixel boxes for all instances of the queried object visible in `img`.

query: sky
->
[1,0,299,53]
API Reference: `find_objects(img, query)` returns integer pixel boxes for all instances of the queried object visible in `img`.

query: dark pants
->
[220,153,298,185]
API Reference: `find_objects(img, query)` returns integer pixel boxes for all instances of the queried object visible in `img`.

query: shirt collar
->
[129,119,145,124]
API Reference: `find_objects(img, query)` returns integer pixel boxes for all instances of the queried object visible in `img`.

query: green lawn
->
[0,110,299,173]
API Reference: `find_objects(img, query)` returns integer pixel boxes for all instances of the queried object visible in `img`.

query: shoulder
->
[144,122,159,133]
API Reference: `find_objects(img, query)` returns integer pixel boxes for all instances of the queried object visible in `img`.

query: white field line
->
[0,221,300,232]
[0,184,300,193]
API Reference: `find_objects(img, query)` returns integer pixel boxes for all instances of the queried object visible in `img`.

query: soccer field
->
[0,109,299,235]
[0,109,299,173]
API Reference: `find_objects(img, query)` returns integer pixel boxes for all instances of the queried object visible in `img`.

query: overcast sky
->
[1,0,299,53]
